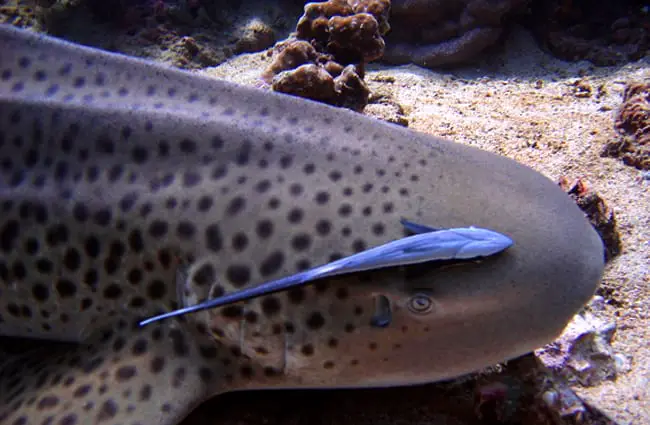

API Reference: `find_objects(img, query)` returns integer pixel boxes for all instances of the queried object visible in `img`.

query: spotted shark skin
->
[0,24,604,425]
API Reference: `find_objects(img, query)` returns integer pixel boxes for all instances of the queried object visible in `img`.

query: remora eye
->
[408,293,433,314]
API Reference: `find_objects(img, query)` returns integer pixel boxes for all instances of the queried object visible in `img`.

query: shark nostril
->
[371,294,392,328]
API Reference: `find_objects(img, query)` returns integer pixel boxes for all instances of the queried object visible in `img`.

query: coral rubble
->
[263,0,391,111]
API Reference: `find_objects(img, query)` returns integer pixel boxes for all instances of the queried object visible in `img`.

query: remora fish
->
[140,219,514,325]
[0,25,603,425]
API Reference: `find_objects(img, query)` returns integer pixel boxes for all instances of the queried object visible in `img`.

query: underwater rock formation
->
[381,0,649,68]
[382,0,528,68]
[16,0,301,69]
[5,0,647,71]
[263,0,390,111]
[536,312,624,388]
[558,177,621,262]
[602,82,650,171]
[529,0,650,66]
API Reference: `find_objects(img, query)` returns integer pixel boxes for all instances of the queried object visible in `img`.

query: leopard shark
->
[0,24,604,425]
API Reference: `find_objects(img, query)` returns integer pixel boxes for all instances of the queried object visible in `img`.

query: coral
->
[262,39,321,81]
[266,42,370,112]
[350,0,391,33]
[382,0,527,68]
[333,64,371,111]
[602,82,650,171]
[296,0,354,46]
[234,18,277,54]
[296,0,390,48]
[558,177,622,262]
[328,13,385,63]
[272,64,339,104]
[264,0,391,111]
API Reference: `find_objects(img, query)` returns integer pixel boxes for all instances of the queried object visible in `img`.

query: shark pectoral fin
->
[0,319,225,425]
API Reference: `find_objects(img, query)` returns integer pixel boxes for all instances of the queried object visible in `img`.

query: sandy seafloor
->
[197,26,650,425]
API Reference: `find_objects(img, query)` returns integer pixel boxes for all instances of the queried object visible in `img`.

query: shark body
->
[0,25,603,425]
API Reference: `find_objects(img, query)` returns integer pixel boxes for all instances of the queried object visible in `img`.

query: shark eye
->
[408,293,433,314]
